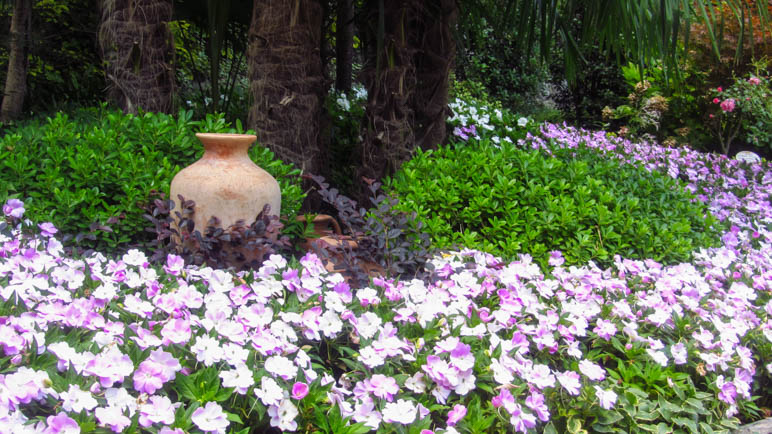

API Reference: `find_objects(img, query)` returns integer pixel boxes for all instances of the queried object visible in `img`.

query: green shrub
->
[385,141,721,269]
[0,105,304,250]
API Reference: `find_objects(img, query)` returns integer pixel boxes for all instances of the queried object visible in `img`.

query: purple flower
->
[525,392,550,422]
[592,319,617,340]
[2,199,24,219]
[364,374,400,402]
[548,250,565,266]
[447,404,467,426]
[291,382,309,400]
[38,222,58,237]
[43,413,80,434]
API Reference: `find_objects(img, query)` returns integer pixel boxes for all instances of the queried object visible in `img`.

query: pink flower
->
[291,382,309,400]
[720,98,736,112]
[713,97,720,104]
[2,198,24,218]
[447,404,467,426]
[43,413,80,434]
[748,76,761,85]
[717,86,723,92]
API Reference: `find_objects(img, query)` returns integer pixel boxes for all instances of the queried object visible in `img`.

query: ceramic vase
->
[170,133,281,237]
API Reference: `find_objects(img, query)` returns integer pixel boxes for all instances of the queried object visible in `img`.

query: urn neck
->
[196,133,256,159]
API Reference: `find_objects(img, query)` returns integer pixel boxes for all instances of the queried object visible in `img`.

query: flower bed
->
[1,123,771,433]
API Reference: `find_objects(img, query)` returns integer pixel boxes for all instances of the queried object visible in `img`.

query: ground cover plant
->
[386,100,723,269]
[1,111,771,433]
[0,106,304,251]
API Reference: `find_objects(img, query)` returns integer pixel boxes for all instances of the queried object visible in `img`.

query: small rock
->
[735,417,772,434]
[735,151,761,164]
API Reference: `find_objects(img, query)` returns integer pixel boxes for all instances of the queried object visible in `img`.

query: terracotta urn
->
[170,133,281,237]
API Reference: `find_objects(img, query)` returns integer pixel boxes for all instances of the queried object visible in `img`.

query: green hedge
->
[385,140,722,268]
[0,106,304,250]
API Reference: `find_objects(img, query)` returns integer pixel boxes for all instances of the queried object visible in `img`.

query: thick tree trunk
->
[413,0,456,151]
[335,0,354,93]
[0,0,32,123]
[248,0,326,178]
[98,0,175,114]
[357,0,456,202]
[357,0,417,201]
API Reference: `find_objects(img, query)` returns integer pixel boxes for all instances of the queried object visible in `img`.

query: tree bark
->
[335,0,354,93]
[247,0,326,178]
[356,0,456,202]
[98,0,175,114]
[357,0,417,201]
[413,0,456,151]
[0,0,32,123]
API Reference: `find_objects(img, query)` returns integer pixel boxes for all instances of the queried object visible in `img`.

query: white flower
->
[265,355,298,380]
[382,399,417,424]
[60,384,98,413]
[268,399,299,431]
[517,117,529,127]
[191,401,230,434]
[255,377,285,407]
[220,364,254,395]
[595,386,618,409]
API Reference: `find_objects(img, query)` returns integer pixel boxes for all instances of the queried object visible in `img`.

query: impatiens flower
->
[60,384,98,413]
[43,413,79,434]
[220,364,255,395]
[191,401,230,434]
[265,355,298,380]
[255,377,285,407]
[447,404,467,426]
[556,370,582,395]
[138,395,177,427]
[161,318,192,346]
[382,399,418,424]
[291,382,309,400]
[548,250,565,266]
[267,399,299,431]
[364,374,400,401]
[2,199,24,218]
[95,406,132,432]
[525,392,550,422]
[594,386,618,409]
[748,76,760,85]
[579,360,606,381]
[509,403,537,433]
[593,319,617,340]
[38,222,58,237]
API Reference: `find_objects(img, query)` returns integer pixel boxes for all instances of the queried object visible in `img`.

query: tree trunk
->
[98,0,175,114]
[357,0,417,201]
[248,0,326,178]
[413,0,456,151]
[335,0,354,93]
[0,0,32,123]
[357,0,456,202]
